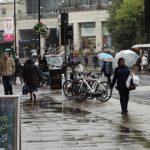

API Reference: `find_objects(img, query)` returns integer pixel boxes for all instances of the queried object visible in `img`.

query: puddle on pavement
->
[40,106,90,116]
[22,98,90,117]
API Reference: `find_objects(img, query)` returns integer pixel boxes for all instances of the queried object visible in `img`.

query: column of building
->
[73,23,80,50]
[96,21,103,53]
[40,37,46,56]
[16,30,20,56]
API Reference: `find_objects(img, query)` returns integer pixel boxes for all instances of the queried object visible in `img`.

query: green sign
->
[0,96,20,150]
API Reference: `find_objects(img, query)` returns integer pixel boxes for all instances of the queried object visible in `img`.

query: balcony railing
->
[18,13,59,20]
[18,4,110,20]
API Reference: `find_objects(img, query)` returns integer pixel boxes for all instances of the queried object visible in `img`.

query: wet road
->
[0,73,150,150]
[21,98,150,150]
[19,73,150,150]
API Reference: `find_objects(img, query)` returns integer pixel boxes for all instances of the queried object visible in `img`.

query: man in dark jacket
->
[23,59,42,101]
[111,58,130,115]
[13,58,23,84]
[101,61,113,85]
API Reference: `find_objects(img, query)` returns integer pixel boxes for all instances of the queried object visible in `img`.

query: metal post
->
[14,0,17,54]
[38,0,41,56]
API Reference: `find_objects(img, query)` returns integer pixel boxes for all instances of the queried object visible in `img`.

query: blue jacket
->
[111,65,130,90]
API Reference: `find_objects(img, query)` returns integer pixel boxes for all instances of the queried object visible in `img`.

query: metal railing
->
[47,47,63,55]
[18,4,110,20]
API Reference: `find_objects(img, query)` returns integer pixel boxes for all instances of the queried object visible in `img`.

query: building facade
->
[0,0,111,57]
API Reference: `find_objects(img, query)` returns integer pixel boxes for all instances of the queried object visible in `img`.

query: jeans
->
[2,76,13,95]
[118,89,129,112]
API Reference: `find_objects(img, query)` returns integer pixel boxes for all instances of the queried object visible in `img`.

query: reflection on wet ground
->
[21,98,150,150]
[117,115,150,149]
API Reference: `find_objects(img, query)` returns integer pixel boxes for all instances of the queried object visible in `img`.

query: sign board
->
[0,96,20,150]
[4,17,14,42]
[80,22,96,37]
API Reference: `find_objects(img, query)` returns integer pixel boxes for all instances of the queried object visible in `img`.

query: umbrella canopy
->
[113,50,139,67]
[132,44,150,49]
[97,53,113,62]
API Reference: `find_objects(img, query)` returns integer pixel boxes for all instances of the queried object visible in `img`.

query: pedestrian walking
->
[101,61,113,85]
[137,56,142,72]
[38,55,48,71]
[141,55,148,73]
[92,55,98,69]
[13,58,23,84]
[23,59,42,102]
[84,55,88,66]
[0,53,15,95]
[111,58,130,115]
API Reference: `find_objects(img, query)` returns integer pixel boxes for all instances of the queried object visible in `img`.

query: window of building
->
[1,8,6,16]
[80,22,96,50]
[83,0,97,6]
[102,0,112,5]
[102,22,111,49]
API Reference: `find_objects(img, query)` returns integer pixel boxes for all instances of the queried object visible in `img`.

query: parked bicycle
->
[63,64,112,103]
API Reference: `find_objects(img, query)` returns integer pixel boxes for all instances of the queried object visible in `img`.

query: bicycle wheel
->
[63,80,73,100]
[96,81,112,102]
[72,80,87,103]
[95,82,107,102]
[101,81,112,101]
[81,80,95,99]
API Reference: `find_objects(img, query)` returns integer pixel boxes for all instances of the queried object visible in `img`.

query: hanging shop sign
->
[4,17,14,42]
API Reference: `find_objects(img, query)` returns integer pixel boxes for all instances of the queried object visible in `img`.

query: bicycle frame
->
[79,77,100,94]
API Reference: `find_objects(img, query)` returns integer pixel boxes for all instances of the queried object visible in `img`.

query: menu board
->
[0,96,20,150]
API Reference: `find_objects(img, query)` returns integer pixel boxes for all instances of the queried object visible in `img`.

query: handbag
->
[22,83,29,95]
[128,79,136,91]
[126,73,139,91]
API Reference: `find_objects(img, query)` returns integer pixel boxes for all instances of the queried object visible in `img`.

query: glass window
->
[82,0,97,6]
[46,56,63,64]
[1,8,6,16]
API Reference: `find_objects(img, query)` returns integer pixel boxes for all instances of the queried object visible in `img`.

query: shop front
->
[102,22,112,51]
[80,22,96,53]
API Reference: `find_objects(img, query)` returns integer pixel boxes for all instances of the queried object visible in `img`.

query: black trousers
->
[118,89,129,112]
[106,74,112,85]
[2,76,13,95]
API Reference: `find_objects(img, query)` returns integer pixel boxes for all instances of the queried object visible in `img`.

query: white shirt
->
[142,56,148,65]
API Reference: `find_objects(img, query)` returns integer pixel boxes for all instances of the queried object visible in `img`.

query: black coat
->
[14,62,22,76]
[23,64,42,86]
[111,65,130,90]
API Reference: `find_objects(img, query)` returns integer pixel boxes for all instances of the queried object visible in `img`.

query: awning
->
[132,44,150,49]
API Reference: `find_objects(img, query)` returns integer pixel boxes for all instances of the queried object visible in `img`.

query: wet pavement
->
[0,73,150,150]
[20,87,150,150]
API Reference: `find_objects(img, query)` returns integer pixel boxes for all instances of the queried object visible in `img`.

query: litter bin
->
[49,68,62,90]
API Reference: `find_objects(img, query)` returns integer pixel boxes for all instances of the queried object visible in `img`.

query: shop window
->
[1,8,6,16]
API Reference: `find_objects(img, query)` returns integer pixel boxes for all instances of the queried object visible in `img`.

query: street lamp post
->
[38,0,41,55]
[14,0,17,54]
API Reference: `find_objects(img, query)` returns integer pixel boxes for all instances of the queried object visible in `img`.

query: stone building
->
[0,0,111,57]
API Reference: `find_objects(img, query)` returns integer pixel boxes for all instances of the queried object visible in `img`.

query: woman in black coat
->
[23,59,42,101]
[111,58,130,115]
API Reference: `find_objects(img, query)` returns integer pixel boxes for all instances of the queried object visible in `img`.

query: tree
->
[107,0,146,50]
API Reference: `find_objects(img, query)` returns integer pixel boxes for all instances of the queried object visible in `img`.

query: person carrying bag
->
[126,65,140,91]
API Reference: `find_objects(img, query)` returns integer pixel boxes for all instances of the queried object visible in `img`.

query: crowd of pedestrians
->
[0,51,141,115]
